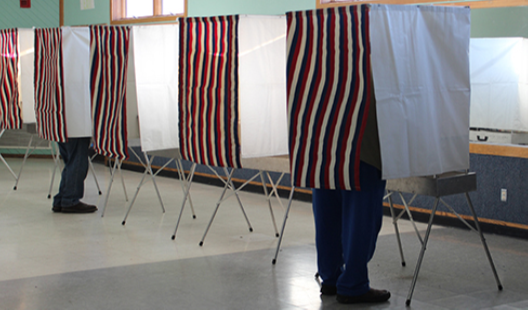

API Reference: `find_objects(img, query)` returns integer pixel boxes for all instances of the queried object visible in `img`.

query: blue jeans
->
[53,137,91,207]
[312,161,386,297]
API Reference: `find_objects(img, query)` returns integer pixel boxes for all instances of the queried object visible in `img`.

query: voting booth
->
[285,4,501,304]
[288,5,470,187]
[1,28,70,193]
[0,29,24,181]
[88,25,140,215]
[16,26,139,208]
[119,19,290,234]
[0,29,23,131]
[121,24,197,225]
[0,28,37,184]
[370,5,502,304]
[171,15,291,243]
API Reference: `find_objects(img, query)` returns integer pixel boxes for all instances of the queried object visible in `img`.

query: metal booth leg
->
[122,153,175,225]
[199,168,237,246]
[145,154,166,213]
[465,192,503,291]
[100,159,119,217]
[406,198,440,306]
[122,157,152,225]
[176,159,196,219]
[224,167,253,233]
[387,190,406,267]
[259,171,280,237]
[118,160,128,202]
[88,154,102,195]
[13,134,34,190]
[171,163,197,240]
[272,186,295,265]
[197,167,259,246]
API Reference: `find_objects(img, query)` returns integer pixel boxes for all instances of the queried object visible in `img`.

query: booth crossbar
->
[170,162,288,246]
[121,148,197,226]
[197,167,297,246]
[121,149,168,225]
[171,162,197,240]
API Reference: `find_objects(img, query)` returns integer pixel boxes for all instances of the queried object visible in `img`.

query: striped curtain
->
[90,26,130,160]
[34,28,68,142]
[0,28,22,130]
[287,5,371,190]
[178,15,241,168]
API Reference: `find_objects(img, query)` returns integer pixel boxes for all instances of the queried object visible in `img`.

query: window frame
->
[111,0,187,25]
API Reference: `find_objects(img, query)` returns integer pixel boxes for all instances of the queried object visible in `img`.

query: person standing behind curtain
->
[52,137,97,213]
[312,91,390,304]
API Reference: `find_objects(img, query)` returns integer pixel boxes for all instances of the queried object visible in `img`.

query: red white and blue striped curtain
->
[287,5,371,190]
[90,26,130,160]
[178,15,241,168]
[0,28,22,130]
[34,28,68,142]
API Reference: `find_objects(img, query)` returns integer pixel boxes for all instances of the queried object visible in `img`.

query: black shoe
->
[320,284,337,296]
[336,288,391,304]
[60,202,98,214]
[52,205,62,212]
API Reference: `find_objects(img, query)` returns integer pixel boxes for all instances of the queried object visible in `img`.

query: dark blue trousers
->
[53,137,91,208]
[312,161,386,296]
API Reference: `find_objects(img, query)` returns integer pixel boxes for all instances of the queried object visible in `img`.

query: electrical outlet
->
[501,189,507,202]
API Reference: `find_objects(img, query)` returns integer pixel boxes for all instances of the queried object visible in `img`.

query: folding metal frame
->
[100,158,129,217]
[385,171,503,306]
[0,129,18,182]
[121,148,196,225]
[170,164,292,246]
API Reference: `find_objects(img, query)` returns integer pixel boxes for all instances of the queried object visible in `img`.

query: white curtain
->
[18,28,35,124]
[125,30,140,142]
[132,25,179,152]
[62,27,92,137]
[370,5,471,179]
[470,38,528,132]
[239,15,289,159]
[18,28,36,124]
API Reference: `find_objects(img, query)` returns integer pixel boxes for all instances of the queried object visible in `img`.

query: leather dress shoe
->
[320,284,337,296]
[52,202,98,213]
[336,288,391,304]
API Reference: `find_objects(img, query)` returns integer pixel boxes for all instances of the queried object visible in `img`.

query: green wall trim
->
[0,0,59,29]
[471,6,528,38]
[63,0,110,26]
[188,0,314,17]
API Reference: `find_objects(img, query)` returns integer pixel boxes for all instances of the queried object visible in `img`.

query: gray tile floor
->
[1,156,528,310]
